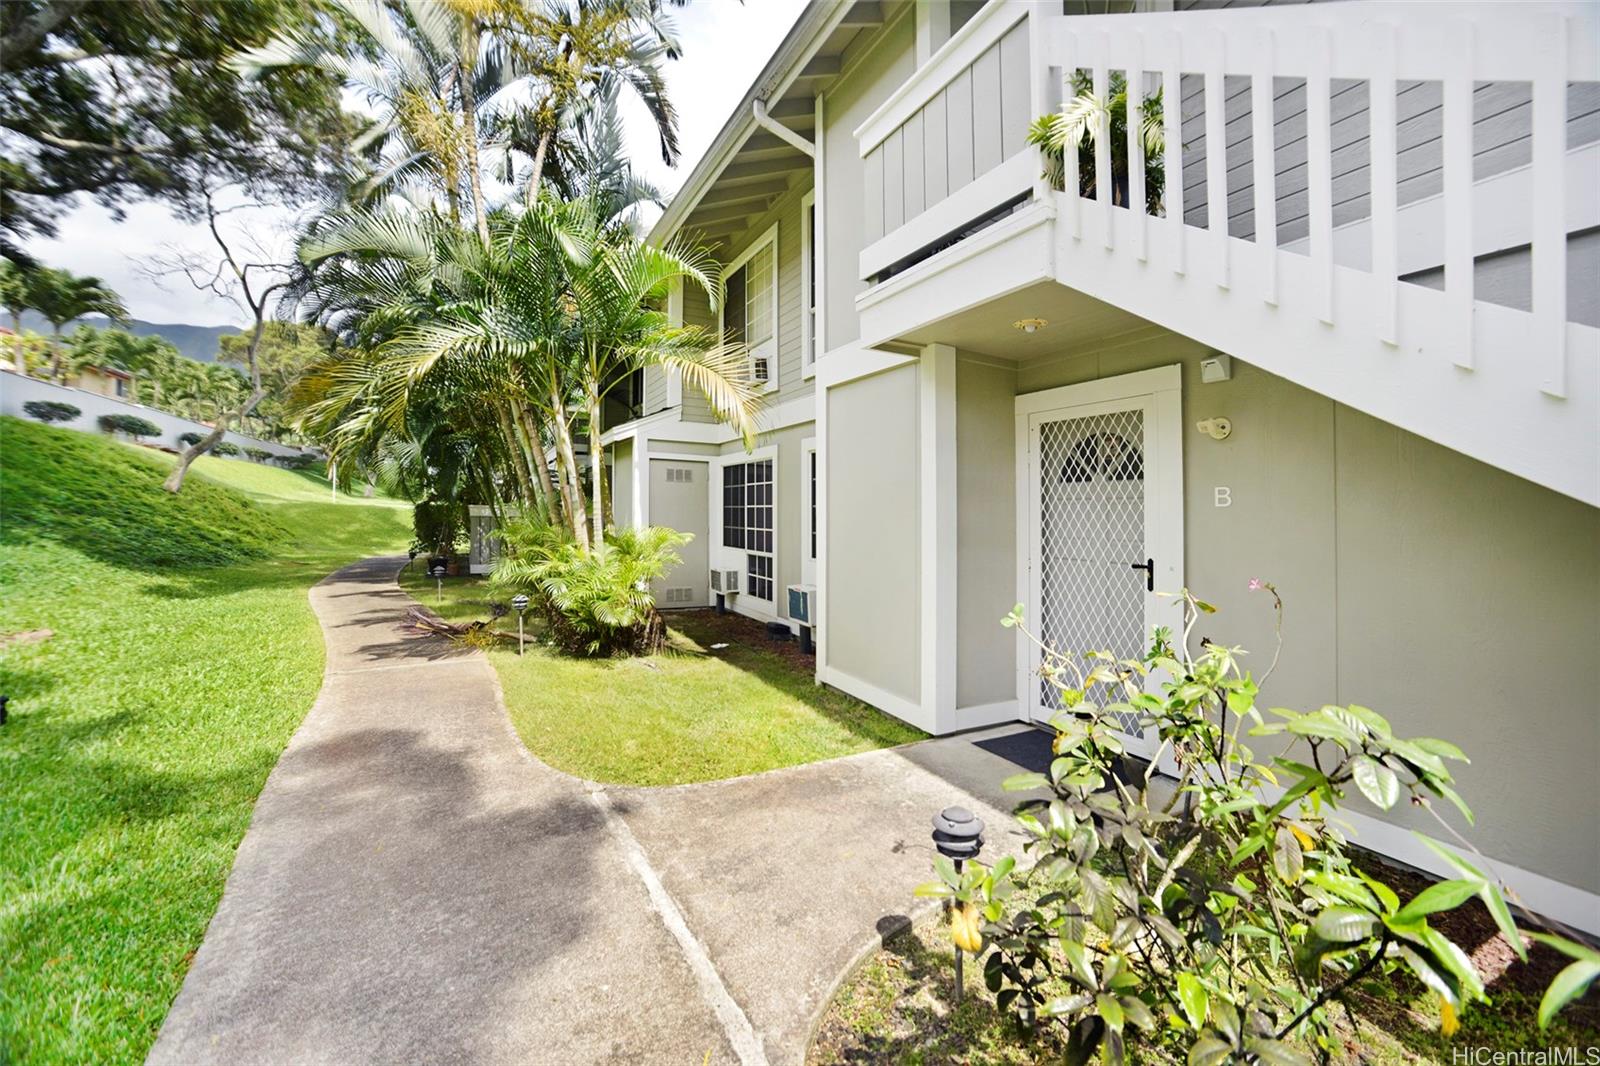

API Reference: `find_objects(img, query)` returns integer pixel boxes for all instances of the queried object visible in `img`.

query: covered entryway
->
[1015,365,1184,757]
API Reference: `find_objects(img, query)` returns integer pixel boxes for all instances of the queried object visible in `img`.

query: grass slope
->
[0,418,410,1065]
[399,570,925,785]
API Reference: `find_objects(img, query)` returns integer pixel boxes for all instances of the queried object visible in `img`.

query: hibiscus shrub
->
[919,584,1595,1064]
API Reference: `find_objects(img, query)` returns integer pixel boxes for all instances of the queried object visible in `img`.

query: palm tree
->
[28,269,129,379]
[493,0,684,203]
[291,196,760,551]
[232,0,513,238]
[0,259,37,372]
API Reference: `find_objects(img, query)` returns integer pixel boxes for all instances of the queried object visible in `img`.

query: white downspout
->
[752,99,816,159]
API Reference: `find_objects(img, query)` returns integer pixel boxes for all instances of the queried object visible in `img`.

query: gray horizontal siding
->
[1177,76,1600,246]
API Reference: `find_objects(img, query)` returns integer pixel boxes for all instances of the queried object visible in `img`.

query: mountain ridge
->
[15,311,245,363]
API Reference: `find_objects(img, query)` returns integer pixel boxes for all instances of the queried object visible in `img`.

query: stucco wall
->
[0,370,313,462]
[609,439,633,530]
[1008,332,1600,893]
[825,363,921,703]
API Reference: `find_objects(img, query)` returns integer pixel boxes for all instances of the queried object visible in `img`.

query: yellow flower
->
[1439,995,1460,1037]
[951,903,984,953]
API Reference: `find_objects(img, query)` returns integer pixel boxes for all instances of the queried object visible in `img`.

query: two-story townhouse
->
[599,0,1600,935]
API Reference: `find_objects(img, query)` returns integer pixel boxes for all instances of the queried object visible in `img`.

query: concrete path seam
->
[588,787,771,1066]
[478,631,769,1066]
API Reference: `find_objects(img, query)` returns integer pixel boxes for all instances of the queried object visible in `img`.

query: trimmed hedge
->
[22,400,81,424]
[97,413,161,439]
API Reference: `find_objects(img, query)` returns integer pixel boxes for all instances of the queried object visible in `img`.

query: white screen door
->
[1016,366,1184,757]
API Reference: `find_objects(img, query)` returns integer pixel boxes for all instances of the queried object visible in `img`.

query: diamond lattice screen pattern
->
[1037,410,1147,724]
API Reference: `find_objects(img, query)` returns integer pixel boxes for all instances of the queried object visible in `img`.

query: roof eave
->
[648,0,848,248]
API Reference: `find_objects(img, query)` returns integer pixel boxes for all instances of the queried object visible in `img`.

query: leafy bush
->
[922,584,1591,1064]
[281,453,317,470]
[489,515,689,656]
[0,416,284,567]
[178,431,204,446]
[412,497,466,559]
[1027,71,1165,212]
[244,447,272,462]
[22,400,80,424]
[212,441,240,457]
[97,413,161,439]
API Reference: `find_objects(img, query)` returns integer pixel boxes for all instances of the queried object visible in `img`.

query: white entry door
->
[1015,366,1184,757]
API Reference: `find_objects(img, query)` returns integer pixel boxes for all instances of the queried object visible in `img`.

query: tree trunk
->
[525,129,552,206]
[460,61,490,245]
[588,390,607,545]
[496,402,537,509]
[517,400,563,527]
[166,290,273,494]
[507,400,549,517]
[547,381,589,550]
[9,311,23,373]
[49,324,63,379]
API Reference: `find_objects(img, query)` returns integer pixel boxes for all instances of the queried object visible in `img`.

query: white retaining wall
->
[0,370,314,462]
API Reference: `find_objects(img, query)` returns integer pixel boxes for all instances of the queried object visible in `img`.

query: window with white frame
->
[808,449,817,560]
[801,191,816,374]
[722,226,777,386]
[722,458,774,599]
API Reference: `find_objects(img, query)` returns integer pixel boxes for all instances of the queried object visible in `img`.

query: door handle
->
[1130,558,1154,592]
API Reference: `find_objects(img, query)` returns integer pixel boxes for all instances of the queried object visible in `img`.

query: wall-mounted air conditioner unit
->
[709,569,740,595]
[786,584,816,625]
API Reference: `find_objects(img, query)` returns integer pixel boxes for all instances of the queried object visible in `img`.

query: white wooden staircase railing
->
[1049,1,1599,506]
[856,1,1600,506]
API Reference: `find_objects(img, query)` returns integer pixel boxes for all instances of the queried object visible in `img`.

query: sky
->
[27,0,811,326]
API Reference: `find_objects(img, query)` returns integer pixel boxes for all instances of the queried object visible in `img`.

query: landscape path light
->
[511,593,529,655]
[932,805,985,1004]
[429,563,446,604]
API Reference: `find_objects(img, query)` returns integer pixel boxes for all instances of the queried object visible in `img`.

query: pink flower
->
[1248,578,1264,591]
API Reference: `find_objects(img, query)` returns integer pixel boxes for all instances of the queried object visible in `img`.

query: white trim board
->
[820,666,928,734]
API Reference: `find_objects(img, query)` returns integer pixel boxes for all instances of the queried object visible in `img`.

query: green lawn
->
[0,418,410,1065]
[397,570,926,785]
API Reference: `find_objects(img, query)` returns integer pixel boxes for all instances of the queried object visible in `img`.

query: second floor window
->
[724,227,777,386]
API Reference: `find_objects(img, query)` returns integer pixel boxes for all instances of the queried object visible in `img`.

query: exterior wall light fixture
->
[1013,318,1047,334]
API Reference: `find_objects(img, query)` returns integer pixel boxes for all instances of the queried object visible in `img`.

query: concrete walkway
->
[150,557,1041,1066]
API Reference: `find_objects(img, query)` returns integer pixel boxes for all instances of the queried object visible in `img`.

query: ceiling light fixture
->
[1014,317,1047,334]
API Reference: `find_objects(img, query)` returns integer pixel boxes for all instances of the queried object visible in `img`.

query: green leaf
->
[913,881,955,898]
[1356,871,1400,914]
[1043,993,1093,1017]
[1313,907,1378,942]
[1476,881,1528,962]
[1530,933,1600,965]
[1003,771,1052,792]
[1410,736,1468,763]
[1420,926,1486,1003]
[1398,944,1460,1008]
[1351,756,1401,810]
[934,854,960,887]
[1248,1038,1313,1066]
[1538,960,1600,1028]
[1343,704,1393,736]
[1097,993,1125,1031]
[1062,939,1097,988]
[1273,825,1304,883]
[1392,879,1480,924]
[1176,973,1208,1029]
[1187,1036,1232,1066]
